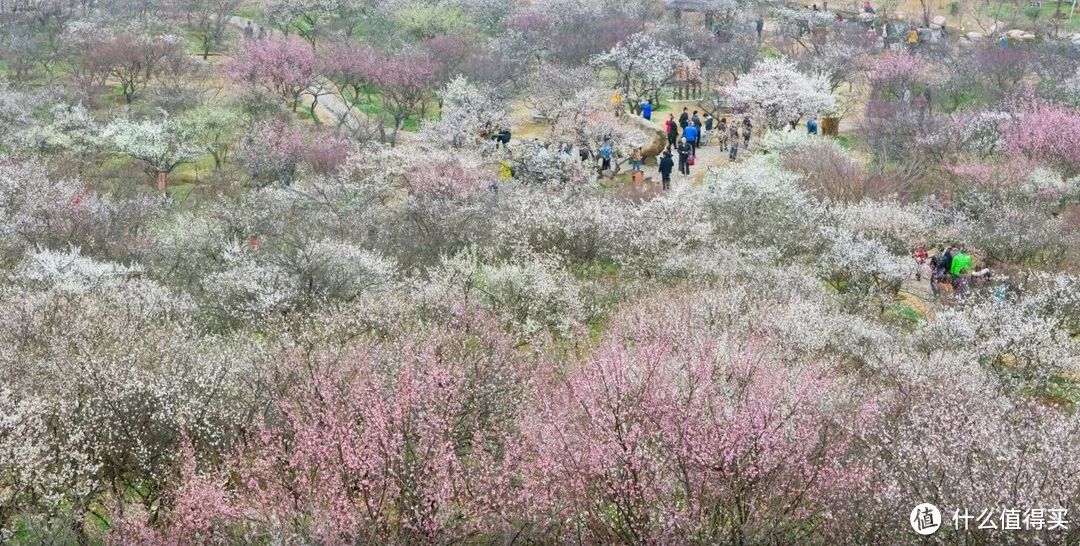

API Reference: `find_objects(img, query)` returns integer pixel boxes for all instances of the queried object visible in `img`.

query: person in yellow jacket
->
[907,27,919,50]
[611,87,624,117]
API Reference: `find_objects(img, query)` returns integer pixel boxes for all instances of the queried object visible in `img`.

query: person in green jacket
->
[949,248,974,302]
[950,251,973,277]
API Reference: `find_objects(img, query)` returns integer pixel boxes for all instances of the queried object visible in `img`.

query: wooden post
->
[156,170,167,193]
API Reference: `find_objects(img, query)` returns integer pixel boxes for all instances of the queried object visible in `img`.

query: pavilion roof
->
[663,0,715,10]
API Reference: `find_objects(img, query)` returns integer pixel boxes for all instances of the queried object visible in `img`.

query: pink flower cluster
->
[1004,100,1080,175]
[108,301,871,544]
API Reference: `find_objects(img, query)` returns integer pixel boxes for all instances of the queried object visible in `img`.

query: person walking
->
[702,113,714,147]
[666,114,679,147]
[717,117,728,150]
[729,122,742,161]
[677,138,692,176]
[807,116,818,135]
[691,110,702,131]
[641,99,652,120]
[679,107,689,130]
[658,148,674,190]
[755,14,764,41]
[741,117,752,146]
[684,121,699,157]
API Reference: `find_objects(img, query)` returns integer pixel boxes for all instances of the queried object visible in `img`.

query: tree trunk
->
[310,95,321,125]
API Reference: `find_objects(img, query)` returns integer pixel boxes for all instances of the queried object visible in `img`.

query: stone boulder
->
[1005,29,1026,39]
[932,15,947,26]
[966,31,985,41]
[624,116,669,161]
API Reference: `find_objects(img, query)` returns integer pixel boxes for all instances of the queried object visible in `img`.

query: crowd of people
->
[650,104,756,187]
[915,244,998,304]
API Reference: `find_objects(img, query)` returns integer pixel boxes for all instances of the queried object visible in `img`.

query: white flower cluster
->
[726,57,835,130]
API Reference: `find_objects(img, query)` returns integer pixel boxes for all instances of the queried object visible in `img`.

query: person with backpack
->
[677,138,692,176]
[684,121,699,157]
[658,148,674,190]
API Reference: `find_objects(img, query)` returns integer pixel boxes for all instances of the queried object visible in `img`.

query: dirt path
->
[626,103,749,192]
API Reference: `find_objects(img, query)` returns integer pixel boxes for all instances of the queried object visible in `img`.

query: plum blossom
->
[725,57,835,129]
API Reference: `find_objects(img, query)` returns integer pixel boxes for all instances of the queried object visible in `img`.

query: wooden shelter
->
[673,59,703,100]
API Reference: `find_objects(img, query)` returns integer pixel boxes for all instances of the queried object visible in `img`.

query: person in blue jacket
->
[807,116,818,135]
[641,99,652,120]
[683,121,699,156]
[598,137,613,172]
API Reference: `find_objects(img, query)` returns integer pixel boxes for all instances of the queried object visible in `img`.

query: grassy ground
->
[233,6,261,20]
[982,0,1080,32]
[341,85,439,131]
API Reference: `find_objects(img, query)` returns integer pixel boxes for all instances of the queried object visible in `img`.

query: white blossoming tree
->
[592,33,689,114]
[422,76,508,150]
[726,57,835,130]
[100,113,202,192]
